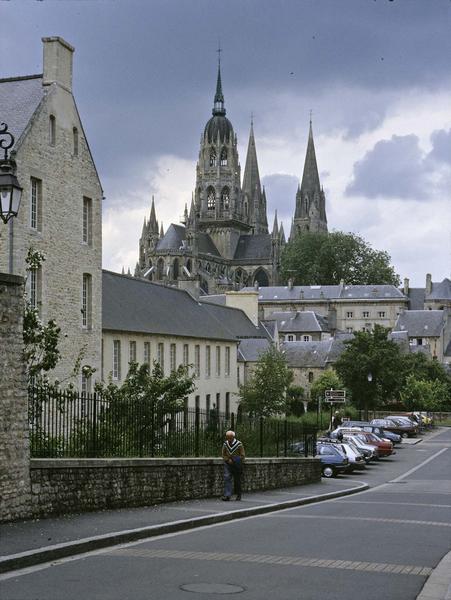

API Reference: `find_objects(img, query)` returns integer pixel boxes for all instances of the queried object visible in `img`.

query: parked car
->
[316,442,350,478]
[355,431,395,457]
[386,416,419,437]
[329,430,378,462]
[370,418,416,438]
[337,441,366,471]
[339,423,401,445]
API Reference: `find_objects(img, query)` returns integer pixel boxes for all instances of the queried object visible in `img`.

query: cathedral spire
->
[272,210,279,237]
[149,196,158,234]
[212,47,226,116]
[300,119,321,195]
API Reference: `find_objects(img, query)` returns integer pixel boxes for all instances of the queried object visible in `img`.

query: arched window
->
[147,260,153,281]
[220,148,227,166]
[209,148,217,167]
[253,268,269,287]
[185,258,192,274]
[221,187,230,211]
[49,115,56,146]
[244,201,248,217]
[173,258,179,280]
[157,258,165,280]
[73,127,79,156]
[207,187,216,211]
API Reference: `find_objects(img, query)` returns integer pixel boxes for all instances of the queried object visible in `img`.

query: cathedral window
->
[207,187,216,211]
[173,258,179,280]
[157,258,165,280]
[209,148,217,167]
[244,201,248,217]
[221,187,230,211]
[220,148,227,166]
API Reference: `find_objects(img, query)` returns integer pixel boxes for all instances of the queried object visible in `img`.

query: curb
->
[0,482,368,574]
[416,550,451,600]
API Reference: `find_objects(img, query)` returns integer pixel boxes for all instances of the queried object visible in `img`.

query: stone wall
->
[29,457,321,518]
[0,273,32,522]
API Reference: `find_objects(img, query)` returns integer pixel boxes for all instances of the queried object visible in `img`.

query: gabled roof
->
[0,75,45,151]
[394,310,445,338]
[102,270,261,341]
[281,336,351,368]
[427,278,451,301]
[156,224,221,257]
[264,310,329,333]
[237,338,271,362]
[233,234,272,260]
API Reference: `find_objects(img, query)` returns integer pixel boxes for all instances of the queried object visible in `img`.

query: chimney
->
[288,278,293,291]
[42,37,74,92]
[403,277,409,295]
[426,273,432,295]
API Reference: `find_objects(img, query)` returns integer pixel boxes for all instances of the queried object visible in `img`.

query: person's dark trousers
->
[230,461,242,497]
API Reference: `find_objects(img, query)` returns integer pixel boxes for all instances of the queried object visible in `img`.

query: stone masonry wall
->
[29,457,321,518]
[0,274,32,522]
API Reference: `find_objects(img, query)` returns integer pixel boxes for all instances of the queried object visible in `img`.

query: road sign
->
[324,389,346,402]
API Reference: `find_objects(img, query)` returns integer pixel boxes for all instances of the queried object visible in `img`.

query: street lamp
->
[0,123,22,224]
[365,372,373,421]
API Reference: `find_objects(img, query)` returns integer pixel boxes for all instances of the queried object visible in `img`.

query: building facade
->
[0,37,103,387]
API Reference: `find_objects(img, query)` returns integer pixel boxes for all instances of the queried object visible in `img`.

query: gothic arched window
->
[220,148,227,166]
[173,258,179,280]
[253,268,269,288]
[209,148,217,167]
[156,258,165,281]
[244,201,248,217]
[221,187,230,211]
[207,187,216,211]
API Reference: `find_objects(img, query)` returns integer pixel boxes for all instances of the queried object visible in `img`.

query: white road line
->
[334,500,451,509]
[262,514,451,527]
[392,447,448,482]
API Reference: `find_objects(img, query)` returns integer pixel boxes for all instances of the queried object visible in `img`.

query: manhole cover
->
[180,583,245,594]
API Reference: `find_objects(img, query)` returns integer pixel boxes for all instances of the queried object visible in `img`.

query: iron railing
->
[28,386,317,459]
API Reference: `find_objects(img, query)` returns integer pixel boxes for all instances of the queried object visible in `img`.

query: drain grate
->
[180,583,245,594]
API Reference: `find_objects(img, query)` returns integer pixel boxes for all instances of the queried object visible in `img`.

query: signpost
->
[324,389,346,430]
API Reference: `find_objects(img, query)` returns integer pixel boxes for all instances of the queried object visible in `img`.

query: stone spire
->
[212,54,226,117]
[300,119,321,196]
[272,210,279,238]
[279,222,286,244]
[149,196,159,234]
[242,119,268,234]
[159,222,164,238]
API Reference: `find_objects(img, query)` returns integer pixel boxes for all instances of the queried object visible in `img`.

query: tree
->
[281,231,400,286]
[239,345,293,417]
[310,370,345,406]
[400,375,450,412]
[286,385,305,417]
[334,325,404,416]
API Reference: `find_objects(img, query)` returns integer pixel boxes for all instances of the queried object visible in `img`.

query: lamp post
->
[366,372,373,421]
[0,123,23,274]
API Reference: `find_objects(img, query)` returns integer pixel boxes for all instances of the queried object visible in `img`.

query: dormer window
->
[220,148,227,166]
[207,187,216,211]
[209,148,217,167]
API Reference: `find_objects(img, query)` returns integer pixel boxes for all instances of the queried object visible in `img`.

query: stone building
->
[102,270,268,411]
[136,62,328,294]
[0,37,103,388]
[393,310,450,364]
[263,310,331,343]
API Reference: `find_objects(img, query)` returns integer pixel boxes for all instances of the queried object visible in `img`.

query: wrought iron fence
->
[28,386,317,459]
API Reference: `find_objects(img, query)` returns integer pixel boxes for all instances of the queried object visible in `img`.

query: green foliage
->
[286,385,305,417]
[401,352,451,386]
[400,375,450,412]
[335,325,403,410]
[281,231,400,286]
[239,345,294,417]
[310,370,345,404]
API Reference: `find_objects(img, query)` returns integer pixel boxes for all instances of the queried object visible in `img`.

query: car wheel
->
[401,432,408,438]
[322,466,335,478]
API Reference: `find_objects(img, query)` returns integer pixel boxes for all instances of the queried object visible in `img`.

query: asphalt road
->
[1,428,450,600]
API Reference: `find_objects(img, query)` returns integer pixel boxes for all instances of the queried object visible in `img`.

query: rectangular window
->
[129,340,136,363]
[216,393,221,413]
[216,346,221,377]
[73,127,79,156]
[225,346,230,377]
[82,273,92,329]
[206,345,211,377]
[113,340,121,380]
[362,311,370,318]
[157,342,164,372]
[49,115,56,146]
[170,343,176,372]
[206,394,211,414]
[194,345,200,377]
[195,395,200,410]
[30,177,42,231]
[30,269,38,309]
[82,197,92,245]
[183,344,189,367]
[378,311,386,318]
[346,311,353,318]
[81,372,91,395]
[287,334,294,342]
[308,372,314,383]
[346,327,353,333]
[225,392,230,418]
[144,342,151,366]
[303,335,310,342]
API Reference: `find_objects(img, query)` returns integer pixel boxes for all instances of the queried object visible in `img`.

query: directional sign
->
[324,389,346,403]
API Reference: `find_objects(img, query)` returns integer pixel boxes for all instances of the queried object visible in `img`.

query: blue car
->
[317,442,350,478]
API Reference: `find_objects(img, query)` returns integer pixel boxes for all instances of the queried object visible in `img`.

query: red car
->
[355,431,394,458]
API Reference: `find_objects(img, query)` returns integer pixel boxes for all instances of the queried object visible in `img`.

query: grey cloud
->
[262,174,298,227]
[428,129,451,165]
[346,134,428,200]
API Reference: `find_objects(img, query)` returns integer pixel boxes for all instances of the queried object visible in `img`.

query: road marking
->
[262,514,451,527]
[391,448,448,482]
[108,547,432,577]
[334,500,451,509]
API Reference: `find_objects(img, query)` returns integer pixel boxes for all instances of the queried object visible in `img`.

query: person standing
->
[332,411,342,430]
[222,430,245,501]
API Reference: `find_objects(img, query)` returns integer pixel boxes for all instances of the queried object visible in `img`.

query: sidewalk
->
[0,478,367,573]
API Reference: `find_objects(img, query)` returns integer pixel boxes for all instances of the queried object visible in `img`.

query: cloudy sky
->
[2,0,450,286]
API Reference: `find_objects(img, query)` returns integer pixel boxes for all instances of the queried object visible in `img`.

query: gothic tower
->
[293,120,328,236]
[194,61,251,259]
[242,119,269,234]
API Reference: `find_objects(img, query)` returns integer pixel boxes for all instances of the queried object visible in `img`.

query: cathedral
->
[136,62,328,294]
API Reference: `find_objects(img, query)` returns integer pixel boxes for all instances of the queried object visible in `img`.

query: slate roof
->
[407,288,426,310]
[263,311,329,333]
[156,224,221,257]
[237,338,271,362]
[427,278,451,301]
[103,270,263,341]
[281,336,351,368]
[234,234,272,260]
[394,310,445,338]
[0,75,44,151]
[242,284,405,301]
